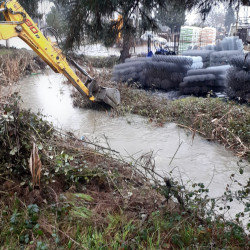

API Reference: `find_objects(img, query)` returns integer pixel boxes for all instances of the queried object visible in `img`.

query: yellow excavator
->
[0,0,120,108]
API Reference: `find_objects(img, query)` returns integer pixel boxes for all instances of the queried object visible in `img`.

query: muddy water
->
[17,70,249,226]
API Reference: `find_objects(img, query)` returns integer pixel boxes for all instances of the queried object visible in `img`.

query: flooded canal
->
[16,70,249,227]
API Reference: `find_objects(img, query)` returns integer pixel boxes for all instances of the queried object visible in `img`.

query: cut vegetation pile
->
[0,94,249,249]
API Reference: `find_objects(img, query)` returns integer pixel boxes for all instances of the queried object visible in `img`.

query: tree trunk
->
[120,28,131,63]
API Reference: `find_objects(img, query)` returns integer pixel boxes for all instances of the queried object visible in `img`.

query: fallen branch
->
[176,123,206,136]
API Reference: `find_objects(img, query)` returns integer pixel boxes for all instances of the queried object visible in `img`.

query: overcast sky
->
[186,4,250,26]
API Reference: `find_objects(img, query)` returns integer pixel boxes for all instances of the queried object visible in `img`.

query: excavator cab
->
[0,0,120,108]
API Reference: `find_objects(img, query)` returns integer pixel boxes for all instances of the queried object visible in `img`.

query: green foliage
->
[115,83,169,124]
[19,0,41,19]
[0,197,42,247]
[0,79,249,249]
[225,3,236,33]
[0,93,53,178]
[46,6,68,36]
[155,3,186,31]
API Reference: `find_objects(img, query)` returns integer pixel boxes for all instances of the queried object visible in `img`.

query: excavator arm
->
[0,0,120,108]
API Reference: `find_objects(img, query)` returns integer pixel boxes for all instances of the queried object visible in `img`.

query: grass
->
[0,51,249,248]
[0,50,42,86]
[0,95,249,249]
[166,97,250,159]
[0,48,14,55]
[0,198,248,249]
[69,53,120,68]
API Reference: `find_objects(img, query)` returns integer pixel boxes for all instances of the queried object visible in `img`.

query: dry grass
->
[166,98,250,160]
[0,52,41,86]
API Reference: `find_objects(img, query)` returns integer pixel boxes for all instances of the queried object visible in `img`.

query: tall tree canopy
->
[19,0,41,18]
[202,5,226,30]
[155,4,186,32]
[46,5,68,36]
[224,4,236,33]
[55,0,248,61]
[56,0,193,61]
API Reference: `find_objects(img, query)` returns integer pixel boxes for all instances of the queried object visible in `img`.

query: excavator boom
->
[0,0,120,108]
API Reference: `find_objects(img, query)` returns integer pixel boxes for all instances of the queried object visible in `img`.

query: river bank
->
[0,47,46,86]
[70,66,250,162]
[0,48,249,248]
[0,94,249,249]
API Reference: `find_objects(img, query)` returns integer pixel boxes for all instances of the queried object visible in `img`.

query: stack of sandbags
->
[143,55,193,90]
[182,36,244,67]
[180,65,231,95]
[200,27,216,46]
[227,56,250,102]
[112,55,203,91]
[179,26,201,53]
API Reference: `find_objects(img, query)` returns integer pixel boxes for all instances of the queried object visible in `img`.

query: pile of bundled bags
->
[182,36,244,67]
[112,37,248,100]
[112,55,203,91]
[180,65,230,95]
[227,55,250,102]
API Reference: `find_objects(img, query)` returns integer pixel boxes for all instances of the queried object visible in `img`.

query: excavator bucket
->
[70,59,120,108]
[86,78,120,108]
[95,86,121,108]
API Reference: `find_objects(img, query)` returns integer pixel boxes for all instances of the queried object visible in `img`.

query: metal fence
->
[158,32,217,55]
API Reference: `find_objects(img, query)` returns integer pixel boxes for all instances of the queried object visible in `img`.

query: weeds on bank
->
[83,55,119,68]
[71,52,120,68]
[0,52,41,85]
[0,94,249,249]
[72,73,250,159]
[165,97,250,159]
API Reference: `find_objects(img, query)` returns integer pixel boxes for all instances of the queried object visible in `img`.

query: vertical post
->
[174,34,177,54]
[148,35,151,53]
[6,39,10,48]
[236,0,240,34]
